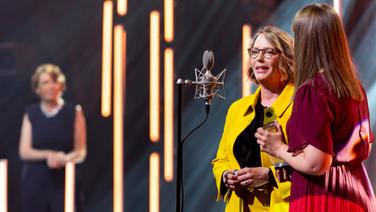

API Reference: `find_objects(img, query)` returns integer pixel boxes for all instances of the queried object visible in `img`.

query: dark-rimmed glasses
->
[247,48,279,59]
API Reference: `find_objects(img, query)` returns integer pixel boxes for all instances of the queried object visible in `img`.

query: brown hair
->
[248,25,294,84]
[31,64,66,91]
[292,3,363,100]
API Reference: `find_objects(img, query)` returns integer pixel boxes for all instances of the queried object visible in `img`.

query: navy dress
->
[20,102,81,212]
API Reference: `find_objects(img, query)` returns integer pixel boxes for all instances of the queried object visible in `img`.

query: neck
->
[260,81,286,107]
[41,99,63,111]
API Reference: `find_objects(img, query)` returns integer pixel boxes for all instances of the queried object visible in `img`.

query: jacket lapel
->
[270,83,294,118]
[230,87,261,144]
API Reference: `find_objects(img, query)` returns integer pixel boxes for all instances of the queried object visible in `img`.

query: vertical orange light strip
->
[114,24,125,212]
[64,162,75,212]
[149,153,160,212]
[150,11,160,142]
[102,0,114,117]
[117,0,127,16]
[164,48,174,181]
[0,160,7,212]
[164,0,174,42]
[334,0,342,17]
[242,24,252,97]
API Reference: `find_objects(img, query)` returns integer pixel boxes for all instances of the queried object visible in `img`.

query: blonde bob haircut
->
[31,64,66,92]
[248,25,295,84]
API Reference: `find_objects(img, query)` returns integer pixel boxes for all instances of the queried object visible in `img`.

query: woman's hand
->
[223,169,240,190]
[255,122,288,158]
[236,167,269,188]
[46,151,67,169]
[223,169,251,197]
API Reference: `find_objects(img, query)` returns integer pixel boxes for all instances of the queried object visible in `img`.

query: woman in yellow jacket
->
[212,26,294,212]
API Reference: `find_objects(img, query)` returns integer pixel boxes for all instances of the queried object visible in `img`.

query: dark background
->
[0,0,375,211]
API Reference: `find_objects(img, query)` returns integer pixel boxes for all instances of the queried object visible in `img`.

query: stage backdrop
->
[0,0,375,211]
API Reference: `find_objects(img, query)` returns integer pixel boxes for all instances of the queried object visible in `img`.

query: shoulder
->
[63,101,82,112]
[26,103,39,110]
[25,103,40,113]
[296,73,330,98]
[229,94,255,111]
[226,92,258,119]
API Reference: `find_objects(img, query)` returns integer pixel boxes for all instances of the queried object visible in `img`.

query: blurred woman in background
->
[19,64,86,212]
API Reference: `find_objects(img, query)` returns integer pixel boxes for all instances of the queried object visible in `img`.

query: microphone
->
[185,50,226,114]
[175,50,227,212]
[202,50,215,71]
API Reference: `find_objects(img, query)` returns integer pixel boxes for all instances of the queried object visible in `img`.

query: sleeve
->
[211,104,234,201]
[25,104,35,124]
[287,84,334,155]
[363,88,375,143]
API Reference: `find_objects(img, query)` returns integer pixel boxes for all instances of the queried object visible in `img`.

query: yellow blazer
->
[212,83,294,212]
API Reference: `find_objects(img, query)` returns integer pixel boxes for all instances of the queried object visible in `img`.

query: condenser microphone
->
[202,50,214,71]
[188,50,226,114]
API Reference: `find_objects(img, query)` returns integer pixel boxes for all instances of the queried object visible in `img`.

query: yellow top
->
[212,83,294,212]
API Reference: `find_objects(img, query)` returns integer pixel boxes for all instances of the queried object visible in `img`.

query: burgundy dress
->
[286,73,376,212]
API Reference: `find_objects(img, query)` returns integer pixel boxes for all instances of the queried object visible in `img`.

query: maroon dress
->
[286,73,376,212]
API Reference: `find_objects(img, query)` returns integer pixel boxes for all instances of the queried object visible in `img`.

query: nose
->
[255,51,264,61]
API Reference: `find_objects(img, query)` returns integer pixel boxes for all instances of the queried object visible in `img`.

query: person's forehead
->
[253,34,274,48]
[38,72,55,81]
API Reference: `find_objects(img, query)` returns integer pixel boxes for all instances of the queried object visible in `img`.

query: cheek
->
[250,59,257,69]
[35,88,41,95]
[57,84,64,92]
[52,83,63,91]
[268,59,280,71]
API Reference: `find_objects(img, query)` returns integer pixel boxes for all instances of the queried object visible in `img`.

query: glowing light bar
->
[242,24,252,97]
[164,48,174,181]
[0,160,7,212]
[149,153,160,212]
[164,0,174,42]
[117,0,127,16]
[334,0,342,17]
[113,24,126,212]
[150,11,160,142]
[101,0,114,117]
[65,162,75,212]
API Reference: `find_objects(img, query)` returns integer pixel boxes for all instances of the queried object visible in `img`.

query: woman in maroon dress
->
[255,3,376,212]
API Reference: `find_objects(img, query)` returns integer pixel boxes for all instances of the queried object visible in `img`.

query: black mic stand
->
[175,79,210,212]
[176,79,183,212]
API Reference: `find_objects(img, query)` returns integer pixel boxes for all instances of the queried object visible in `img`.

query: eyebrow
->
[251,47,275,50]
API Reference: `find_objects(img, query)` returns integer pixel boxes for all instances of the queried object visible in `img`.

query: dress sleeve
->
[363,88,375,143]
[287,84,334,155]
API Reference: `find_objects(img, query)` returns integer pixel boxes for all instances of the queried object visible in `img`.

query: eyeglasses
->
[247,48,279,59]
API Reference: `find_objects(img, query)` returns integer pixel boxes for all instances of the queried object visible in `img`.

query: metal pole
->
[176,79,183,212]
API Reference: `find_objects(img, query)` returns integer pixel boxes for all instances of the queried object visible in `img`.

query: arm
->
[64,105,87,163]
[19,114,66,168]
[19,114,55,161]
[273,143,332,175]
[212,126,232,200]
[212,104,240,200]
[256,123,332,176]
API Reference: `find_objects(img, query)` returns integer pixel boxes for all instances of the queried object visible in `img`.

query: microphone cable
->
[181,105,210,144]
[179,105,210,212]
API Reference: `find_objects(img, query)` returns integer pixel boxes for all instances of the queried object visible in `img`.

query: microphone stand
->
[176,79,210,212]
[176,79,183,212]
[175,50,225,212]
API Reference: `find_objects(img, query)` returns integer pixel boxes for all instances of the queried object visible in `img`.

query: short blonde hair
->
[248,25,294,84]
[31,64,66,91]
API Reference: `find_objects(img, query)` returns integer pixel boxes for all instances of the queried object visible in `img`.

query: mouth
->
[255,66,270,72]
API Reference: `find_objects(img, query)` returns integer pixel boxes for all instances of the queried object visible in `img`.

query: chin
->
[255,77,266,82]
[42,97,59,102]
